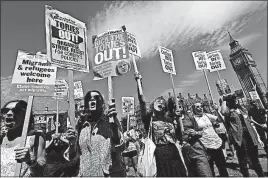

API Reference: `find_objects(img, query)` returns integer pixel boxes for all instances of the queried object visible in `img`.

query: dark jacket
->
[225,109,259,147]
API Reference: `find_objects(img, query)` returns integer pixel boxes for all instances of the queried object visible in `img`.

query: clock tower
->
[228,32,267,108]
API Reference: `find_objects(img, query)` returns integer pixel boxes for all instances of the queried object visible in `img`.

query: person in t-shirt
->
[192,102,229,177]
[248,100,268,155]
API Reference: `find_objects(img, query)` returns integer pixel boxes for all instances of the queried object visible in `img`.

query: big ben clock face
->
[233,57,242,66]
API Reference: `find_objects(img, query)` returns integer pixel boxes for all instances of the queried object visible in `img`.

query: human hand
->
[14,147,31,163]
[107,103,117,119]
[0,126,8,137]
[134,72,142,81]
[65,126,77,145]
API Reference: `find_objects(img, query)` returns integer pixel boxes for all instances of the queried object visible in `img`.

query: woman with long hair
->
[0,100,46,177]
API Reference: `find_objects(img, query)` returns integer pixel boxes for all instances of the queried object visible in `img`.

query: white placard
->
[122,97,135,115]
[158,46,176,75]
[53,79,68,99]
[45,5,89,72]
[207,50,226,72]
[74,81,84,99]
[127,32,141,58]
[11,50,57,96]
[192,51,210,70]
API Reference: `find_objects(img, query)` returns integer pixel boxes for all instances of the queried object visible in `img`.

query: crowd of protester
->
[1,72,268,177]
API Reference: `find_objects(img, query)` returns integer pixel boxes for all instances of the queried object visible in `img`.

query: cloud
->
[219,33,263,52]
[88,1,267,60]
[160,71,203,97]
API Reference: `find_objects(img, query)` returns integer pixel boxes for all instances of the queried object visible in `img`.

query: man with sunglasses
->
[1,100,46,177]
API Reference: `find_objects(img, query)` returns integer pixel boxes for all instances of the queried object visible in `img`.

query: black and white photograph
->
[1,1,267,177]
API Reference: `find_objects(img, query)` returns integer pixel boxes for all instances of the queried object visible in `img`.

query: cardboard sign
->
[158,46,176,75]
[74,81,83,99]
[53,80,68,100]
[207,50,226,72]
[92,29,130,80]
[126,32,141,58]
[45,5,89,72]
[249,90,260,100]
[11,50,57,96]
[122,97,134,114]
[192,51,211,70]
[215,79,231,96]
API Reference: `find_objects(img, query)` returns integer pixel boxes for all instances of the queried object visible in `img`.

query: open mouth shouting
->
[4,117,16,129]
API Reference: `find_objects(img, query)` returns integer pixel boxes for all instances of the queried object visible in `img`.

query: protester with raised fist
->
[0,100,46,177]
[77,90,125,177]
[134,72,187,177]
[220,94,265,177]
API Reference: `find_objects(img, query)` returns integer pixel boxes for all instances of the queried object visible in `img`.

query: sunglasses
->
[1,107,24,114]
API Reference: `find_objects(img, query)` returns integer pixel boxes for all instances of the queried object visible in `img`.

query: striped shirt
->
[194,114,222,149]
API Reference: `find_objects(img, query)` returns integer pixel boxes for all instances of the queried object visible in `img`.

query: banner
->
[127,32,141,58]
[215,79,231,96]
[53,79,68,100]
[11,50,57,96]
[92,29,130,80]
[45,5,89,72]
[207,50,226,72]
[235,89,244,99]
[122,97,135,115]
[158,46,176,75]
[74,81,84,99]
[192,51,210,70]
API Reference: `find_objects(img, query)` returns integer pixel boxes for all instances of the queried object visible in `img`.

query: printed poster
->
[126,32,141,58]
[53,79,68,100]
[192,51,211,70]
[215,79,232,96]
[249,90,260,100]
[92,29,130,80]
[207,50,226,72]
[11,50,57,96]
[45,5,89,72]
[122,97,134,115]
[74,81,84,99]
[158,46,176,75]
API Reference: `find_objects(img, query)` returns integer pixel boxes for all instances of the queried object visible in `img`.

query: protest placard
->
[74,81,83,99]
[122,97,134,115]
[53,79,68,99]
[11,50,57,96]
[45,5,89,72]
[92,29,130,80]
[207,50,226,72]
[158,46,176,75]
[127,32,141,58]
[249,90,260,100]
[215,79,232,96]
[192,51,211,70]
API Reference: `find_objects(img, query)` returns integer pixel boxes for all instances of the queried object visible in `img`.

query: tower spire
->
[228,31,235,44]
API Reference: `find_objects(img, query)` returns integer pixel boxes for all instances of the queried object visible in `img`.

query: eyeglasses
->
[1,107,24,114]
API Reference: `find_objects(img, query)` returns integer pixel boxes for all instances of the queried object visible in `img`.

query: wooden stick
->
[203,69,214,102]
[68,70,76,127]
[132,55,143,95]
[169,73,184,132]
[56,99,59,134]
[127,114,130,131]
[14,96,34,177]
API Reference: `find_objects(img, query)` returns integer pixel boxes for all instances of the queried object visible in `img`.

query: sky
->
[1,1,267,118]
